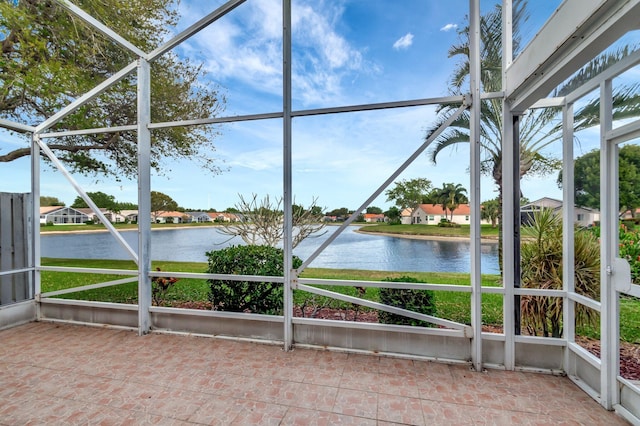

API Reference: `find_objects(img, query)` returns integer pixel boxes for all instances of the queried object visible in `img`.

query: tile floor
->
[0,322,630,425]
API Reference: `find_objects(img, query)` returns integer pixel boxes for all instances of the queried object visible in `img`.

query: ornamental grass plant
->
[520,209,600,338]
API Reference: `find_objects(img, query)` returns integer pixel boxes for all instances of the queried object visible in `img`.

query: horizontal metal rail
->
[39,125,137,139]
[0,267,34,276]
[620,283,640,299]
[41,277,138,298]
[0,118,35,133]
[38,266,137,275]
[568,291,601,312]
[292,316,467,338]
[297,277,472,292]
[514,288,565,297]
[607,118,640,146]
[297,283,472,336]
[149,270,285,283]
[568,341,602,370]
[514,334,566,346]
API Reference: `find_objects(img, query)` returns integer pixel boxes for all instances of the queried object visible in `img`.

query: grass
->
[40,258,639,342]
[359,223,500,238]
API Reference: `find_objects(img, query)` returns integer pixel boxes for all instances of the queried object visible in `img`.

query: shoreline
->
[355,229,499,243]
[41,224,499,243]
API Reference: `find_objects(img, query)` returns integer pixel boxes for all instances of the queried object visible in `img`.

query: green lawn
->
[359,223,500,238]
[40,258,639,343]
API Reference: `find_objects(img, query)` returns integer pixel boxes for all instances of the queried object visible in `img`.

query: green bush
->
[521,209,600,337]
[206,245,302,315]
[378,276,436,327]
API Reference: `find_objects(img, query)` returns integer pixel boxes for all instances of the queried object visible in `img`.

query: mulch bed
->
[170,302,640,380]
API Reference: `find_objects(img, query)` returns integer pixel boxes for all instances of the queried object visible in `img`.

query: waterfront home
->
[39,206,90,225]
[186,211,212,223]
[363,213,386,223]
[410,204,492,225]
[520,197,600,228]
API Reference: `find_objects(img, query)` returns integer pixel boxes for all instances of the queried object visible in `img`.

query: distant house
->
[39,206,90,225]
[521,197,600,227]
[186,212,212,223]
[155,211,189,224]
[400,208,413,225]
[207,212,239,222]
[363,213,385,223]
[411,204,491,225]
[323,215,338,222]
[620,208,640,220]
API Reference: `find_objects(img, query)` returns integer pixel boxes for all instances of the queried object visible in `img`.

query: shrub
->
[378,276,436,327]
[206,245,302,315]
[521,209,600,337]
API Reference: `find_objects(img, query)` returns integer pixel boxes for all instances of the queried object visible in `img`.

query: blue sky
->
[1,0,623,212]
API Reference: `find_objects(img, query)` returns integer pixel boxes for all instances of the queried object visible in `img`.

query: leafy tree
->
[435,183,468,221]
[384,206,401,224]
[0,0,224,177]
[385,178,432,211]
[366,206,383,214]
[218,194,326,248]
[326,207,350,218]
[40,196,65,206]
[116,201,138,210]
[151,191,178,221]
[481,197,500,227]
[558,145,640,216]
[71,191,117,211]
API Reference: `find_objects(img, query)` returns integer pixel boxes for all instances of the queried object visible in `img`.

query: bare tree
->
[218,194,326,248]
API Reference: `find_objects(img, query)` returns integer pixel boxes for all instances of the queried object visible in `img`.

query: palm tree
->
[427,0,640,268]
[437,183,468,221]
[427,0,640,216]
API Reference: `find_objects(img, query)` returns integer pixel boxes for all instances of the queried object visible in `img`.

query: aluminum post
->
[282,0,294,351]
[137,58,152,335]
[599,79,619,409]
[31,135,41,317]
[501,0,515,370]
[469,0,482,372]
[562,103,576,372]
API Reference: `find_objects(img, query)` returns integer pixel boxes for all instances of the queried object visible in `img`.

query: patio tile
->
[332,388,378,419]
[0,322,631,426]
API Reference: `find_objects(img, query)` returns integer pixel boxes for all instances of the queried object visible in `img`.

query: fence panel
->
[0,193,32,306]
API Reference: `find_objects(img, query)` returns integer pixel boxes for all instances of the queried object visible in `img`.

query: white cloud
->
[440,23,457,32]
[175,0,368,108]
[392,33,414,50]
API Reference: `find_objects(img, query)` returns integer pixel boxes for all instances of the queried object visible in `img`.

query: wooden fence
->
[0,193,32,306]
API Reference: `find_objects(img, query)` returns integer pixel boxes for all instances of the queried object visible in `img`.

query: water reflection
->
[41,226,499,274]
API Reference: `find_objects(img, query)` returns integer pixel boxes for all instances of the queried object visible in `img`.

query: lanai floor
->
[0,322,629,425]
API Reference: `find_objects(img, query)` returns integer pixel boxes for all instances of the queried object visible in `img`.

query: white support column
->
[469,0,482,372]
[501,0,515,370]
[137,58,152,335]
[31,134,41,317]
[282,0,294,351]
[562,103,576,370]
[599,79,619,409]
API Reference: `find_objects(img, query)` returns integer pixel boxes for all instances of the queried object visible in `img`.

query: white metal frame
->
[0,1,638,421]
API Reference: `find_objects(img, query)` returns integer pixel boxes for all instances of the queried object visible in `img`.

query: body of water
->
[40,226,500,274]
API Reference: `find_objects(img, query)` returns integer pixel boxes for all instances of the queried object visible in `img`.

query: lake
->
[40,225,500,274]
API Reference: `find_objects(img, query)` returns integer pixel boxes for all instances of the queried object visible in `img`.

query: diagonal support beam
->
[55,0,147,57]
[297,100,469,273]
[35,61,137,133]
[32,135,139,264]
[147,0,246,62]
